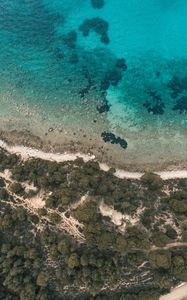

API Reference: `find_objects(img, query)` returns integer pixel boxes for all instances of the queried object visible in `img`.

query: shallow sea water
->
[0,0,187,168]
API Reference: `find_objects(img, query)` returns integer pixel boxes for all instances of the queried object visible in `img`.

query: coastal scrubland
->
[0,148,187,299]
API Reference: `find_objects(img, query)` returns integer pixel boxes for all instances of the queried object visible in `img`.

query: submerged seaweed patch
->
[79,17,110,44]
[143,90,165,115]
[62,30,77,48]
[78,66,93,98]
[173,96,187,114]
[168,75,187,99]
[116,58,127,71]
[97,101,111,113]
[91,0,105,9]
[101,131,128,149]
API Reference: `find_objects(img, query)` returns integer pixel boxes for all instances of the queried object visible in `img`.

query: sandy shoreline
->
[160,282,187,300]
[0,117,187,173]
[1,138,187,180]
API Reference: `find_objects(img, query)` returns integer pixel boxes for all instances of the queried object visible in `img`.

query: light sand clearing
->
[99,201,124,226]
[99,201,144,231]
[1,139,187,180]
[0,168,85,242]
[70,193,89,210]
[160,283,187,300]
[27,191,45,209]
[23,182,38,193]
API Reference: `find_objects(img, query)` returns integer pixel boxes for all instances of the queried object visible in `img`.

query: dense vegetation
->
[0,148,187,299]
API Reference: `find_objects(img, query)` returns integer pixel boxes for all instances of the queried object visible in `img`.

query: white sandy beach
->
[160,283,187,300]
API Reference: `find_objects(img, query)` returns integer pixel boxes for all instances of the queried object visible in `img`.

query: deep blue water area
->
[0,0,187,164]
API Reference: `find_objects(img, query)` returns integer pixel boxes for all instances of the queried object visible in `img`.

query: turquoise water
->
[0,0,187,165]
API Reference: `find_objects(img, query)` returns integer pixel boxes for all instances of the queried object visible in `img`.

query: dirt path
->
[1,139,187,180]
[0,169,85,243]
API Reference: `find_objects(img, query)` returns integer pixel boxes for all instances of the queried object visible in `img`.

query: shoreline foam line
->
[1,139,187,180]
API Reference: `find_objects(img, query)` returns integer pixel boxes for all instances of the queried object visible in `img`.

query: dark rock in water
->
[155,71,161,77]
[48,127,54,132]
[167,75,187,98]
[79,66,93,98]
[100,68,123,92]
[100,78,110,91]
[101,131,128,149]
[62,30,77,48]
[15,81,23,88]
[116,58,127,71]
[91,0,105,9]
[148,103,165,115]
[143,101,165,115]
[143,90,165,115]
[97,101,111,113]
[79,17,109,44]
[143,101,151,109]
[171,91,179,99]
[107,70,122,86]
[69,52,79,64]
[173,96,187,114]
[54,47,63,60]
[100,32,110,44]
[101,70,122,89]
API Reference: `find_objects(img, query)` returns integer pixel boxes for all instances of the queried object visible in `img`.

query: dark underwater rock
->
[116,58,127,71]
[79,66,93,98]
[100,32,110,44]
[69,52,79,64]
[101,131,128,149]
[100,60,126,92]
[106,70,122,86]
[143,101,165,115]
[91,0,105,9]
[97,101,111,113]
[100,77,110,91]
[167,75,187,98]
[79,17,109,44]
[143,91,165,115]
[100,69,122,92]
[173,96,187,114]
[62,30,77,48]
[54,47,63,60]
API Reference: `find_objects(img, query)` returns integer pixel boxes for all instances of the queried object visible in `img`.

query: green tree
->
[138,290,159,300]
[67,253,79,269]
[36,272,48,287]
[115,234,128,254]
[141,173,163,191]
[171,200,187,213]
[10,182,24,195]
[149,250,171,270]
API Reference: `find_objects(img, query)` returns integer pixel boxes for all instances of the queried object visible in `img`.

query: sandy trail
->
[1,139,187,180]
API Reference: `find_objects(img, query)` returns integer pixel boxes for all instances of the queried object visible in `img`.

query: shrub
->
[141,172,163,190]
